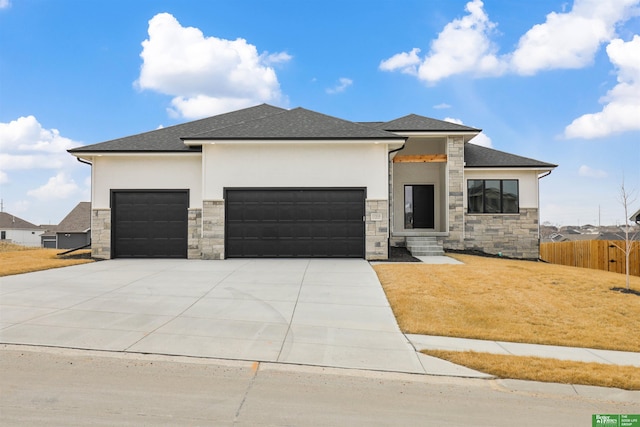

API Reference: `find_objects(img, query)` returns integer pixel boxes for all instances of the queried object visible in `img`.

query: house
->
[40,202,91,249]
[68,104,556,260]
[632,208,640,225]
[0,212,44,247]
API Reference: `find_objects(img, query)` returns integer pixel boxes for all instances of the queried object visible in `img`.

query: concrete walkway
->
[408,335,640,367]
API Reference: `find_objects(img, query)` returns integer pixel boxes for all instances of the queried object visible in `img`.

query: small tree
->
[612,179,639,291]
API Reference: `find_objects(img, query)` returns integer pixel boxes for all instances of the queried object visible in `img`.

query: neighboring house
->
[631,208,640,225]
[69,104,556,260]
[40,202,91,249]
[0,212,44,247]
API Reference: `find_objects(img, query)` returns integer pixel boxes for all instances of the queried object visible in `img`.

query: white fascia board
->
[70,152,201,159]
[464,166,555,172]
[183,138,406,147]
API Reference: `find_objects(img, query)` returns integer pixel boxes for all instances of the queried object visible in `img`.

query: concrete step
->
[405,237,445,257]
[410,250,446,257]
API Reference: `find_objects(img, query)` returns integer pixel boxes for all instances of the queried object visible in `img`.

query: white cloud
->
[510,0,639,74]
[444,117,492,147]
[380,0,504,83]
[380,0,639,83]
[443,117,464,125]
[0,170,7,184]
[0,0,10,10]
[379,48,421,75]
[469,132,493,148]
[136,13,290,119]
[326,77,353,94]
[433,103,452,109]
[578,165,608,178]
[0,115,83,182]
[564,35,640,138]
[27,172,80,201]
[0,115,80,153]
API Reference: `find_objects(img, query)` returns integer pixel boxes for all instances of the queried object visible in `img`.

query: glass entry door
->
[404,185,435,229]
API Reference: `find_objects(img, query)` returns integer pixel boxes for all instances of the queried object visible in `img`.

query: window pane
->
[484,180,501,213]
[467,180,483,213]
[502,180,519,213]
[404,185,413,228]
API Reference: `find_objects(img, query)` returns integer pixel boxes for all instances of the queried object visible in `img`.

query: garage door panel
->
[225,189,365,258]
[112,191,188,258]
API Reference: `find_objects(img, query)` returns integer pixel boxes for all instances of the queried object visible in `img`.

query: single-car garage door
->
[112,190,188,258]
[226,189,365,258]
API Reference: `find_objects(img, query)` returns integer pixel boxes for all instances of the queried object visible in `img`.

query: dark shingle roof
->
[184,107,404,140]
[0,212,39,229]
[464,143,557,168]
[377,114,481,132]
[56,202,91,232]
[69,104,287,153]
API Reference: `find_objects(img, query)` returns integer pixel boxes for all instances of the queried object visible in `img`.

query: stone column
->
[187,208,202,259]
[365,199,389,260]
[442,136,465,250]
[91,208,111,259]
[201,200,225,259]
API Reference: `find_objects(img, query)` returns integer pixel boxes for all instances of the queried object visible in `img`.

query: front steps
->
[406,236,445,257]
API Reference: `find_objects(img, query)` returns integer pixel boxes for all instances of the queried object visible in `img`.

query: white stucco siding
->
[464,169,541,209]
[203,143,389,199]
[92,155,202,208]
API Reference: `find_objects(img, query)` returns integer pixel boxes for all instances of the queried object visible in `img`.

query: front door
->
[405,185,434,229]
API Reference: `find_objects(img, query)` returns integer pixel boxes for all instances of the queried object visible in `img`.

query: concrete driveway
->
[0,259,484,376]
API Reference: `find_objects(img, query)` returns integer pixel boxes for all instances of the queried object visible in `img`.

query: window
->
[1,231,5,240]
[467,179,519,214]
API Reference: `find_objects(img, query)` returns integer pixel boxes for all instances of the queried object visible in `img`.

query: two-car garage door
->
[225,189,365,258]
[111,188,365,259]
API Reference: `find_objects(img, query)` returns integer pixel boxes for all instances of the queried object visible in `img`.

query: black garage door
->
[112,191,188,258]
[226,189,365,258]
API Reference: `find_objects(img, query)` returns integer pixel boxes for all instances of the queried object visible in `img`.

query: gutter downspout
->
[75,156,93,249]
[537,169,553,261]
[76,157,92,167]
[387,142,407,256]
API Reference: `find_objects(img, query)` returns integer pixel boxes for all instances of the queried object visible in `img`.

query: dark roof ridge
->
[69,103,286,153]
[183,106,405,141]
[379,113,481,132]
[464,142,557,168]
[183,105,294,139]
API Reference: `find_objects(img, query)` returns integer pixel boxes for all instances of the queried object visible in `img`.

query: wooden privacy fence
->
[540,240,640,277]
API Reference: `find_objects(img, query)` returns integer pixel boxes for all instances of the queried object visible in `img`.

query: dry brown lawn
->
[373,254,640,352]
[422,350,640,390]
[0,242,93,276]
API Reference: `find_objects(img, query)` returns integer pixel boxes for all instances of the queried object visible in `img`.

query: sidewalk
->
[408,334,640,367]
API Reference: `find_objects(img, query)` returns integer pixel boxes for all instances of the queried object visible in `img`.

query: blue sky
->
[1,0,639,226]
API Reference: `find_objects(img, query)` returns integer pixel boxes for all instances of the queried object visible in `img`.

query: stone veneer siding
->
[439,136,465,250]
[201,200,225,260]
[366,199,389,260]
[91,208,111,260]
[463,208,540,259]
[187,208,202,259]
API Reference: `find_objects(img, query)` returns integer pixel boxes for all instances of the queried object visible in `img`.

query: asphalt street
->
[1,345,638,426]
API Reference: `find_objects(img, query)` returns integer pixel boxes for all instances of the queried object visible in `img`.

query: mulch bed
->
[383,246,422,262]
